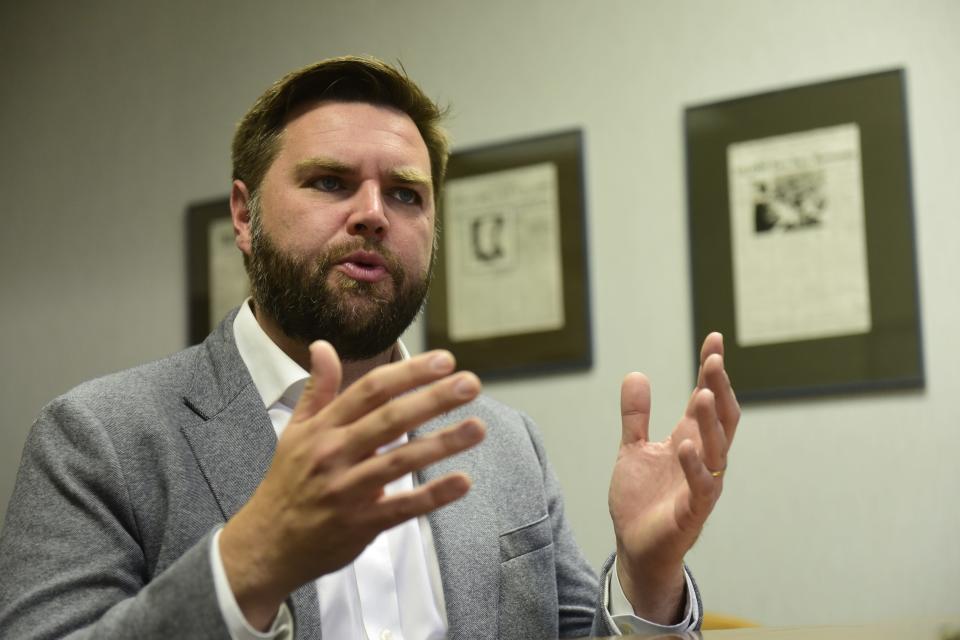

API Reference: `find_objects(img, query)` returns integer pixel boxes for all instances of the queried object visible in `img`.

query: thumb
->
[290,340,342,425]
[620,372,652,445]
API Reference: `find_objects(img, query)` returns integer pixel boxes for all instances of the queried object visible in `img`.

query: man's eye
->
[312,176,343,192]
[392,187,421,205]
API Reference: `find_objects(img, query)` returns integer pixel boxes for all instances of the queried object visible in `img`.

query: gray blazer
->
[0,312,633,639]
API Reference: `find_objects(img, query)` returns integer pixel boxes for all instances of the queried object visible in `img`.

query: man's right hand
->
[219,340,485,630]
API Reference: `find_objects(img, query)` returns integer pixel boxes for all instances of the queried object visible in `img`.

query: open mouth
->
[335,251,390,283]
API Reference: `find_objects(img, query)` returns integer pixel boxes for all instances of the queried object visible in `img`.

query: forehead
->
[276,100,430,172]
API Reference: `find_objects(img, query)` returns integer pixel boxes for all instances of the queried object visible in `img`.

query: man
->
[0,56,739,639]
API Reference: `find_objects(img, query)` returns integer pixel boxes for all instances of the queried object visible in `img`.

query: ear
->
[230,179,253,258]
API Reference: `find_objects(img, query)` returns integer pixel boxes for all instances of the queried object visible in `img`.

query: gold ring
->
[710,468,725,478]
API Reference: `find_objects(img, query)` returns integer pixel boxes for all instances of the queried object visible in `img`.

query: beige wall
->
[2,0,958,626]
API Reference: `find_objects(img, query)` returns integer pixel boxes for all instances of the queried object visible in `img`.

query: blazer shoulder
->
[443,394,540,441]
[47,308,243,421]
[25,347,209,460]
[465,393,526,424]
[470,394,545,439]
[436,394,552,471]
[54,345,204,415]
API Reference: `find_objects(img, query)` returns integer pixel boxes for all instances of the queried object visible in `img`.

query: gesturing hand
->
[220,341,486,629]
[608,332,740,623]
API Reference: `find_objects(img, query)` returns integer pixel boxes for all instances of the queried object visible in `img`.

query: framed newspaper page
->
[186,197,248,344]
[426,129,592,378]
[685,69,923,401]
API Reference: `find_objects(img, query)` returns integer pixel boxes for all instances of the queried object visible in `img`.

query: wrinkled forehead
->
[277,99,431,174]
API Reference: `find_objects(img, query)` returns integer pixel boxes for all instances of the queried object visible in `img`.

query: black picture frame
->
[425,129,592,379]
[186,196,247,345]
[685,69,924,401]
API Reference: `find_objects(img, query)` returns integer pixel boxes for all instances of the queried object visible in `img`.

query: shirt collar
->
[233,299,409,410]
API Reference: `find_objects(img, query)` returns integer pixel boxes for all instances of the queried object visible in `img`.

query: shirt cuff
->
[210,527,294,640]
[604,556,699,636]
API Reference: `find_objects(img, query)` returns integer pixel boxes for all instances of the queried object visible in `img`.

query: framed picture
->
[186,197,248,344]
[685,69,923,401]
[425,129,592,378]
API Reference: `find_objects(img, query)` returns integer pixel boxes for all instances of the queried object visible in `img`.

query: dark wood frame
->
[186,196,243,345]
[425,129,592,379]
[685,69,924,401]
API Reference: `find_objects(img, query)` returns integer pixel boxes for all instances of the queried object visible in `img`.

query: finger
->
[694,388,727,474]
[696,332,725,388]
[322,350,457,426]
[347,371,481,457]
[620,372,652,445]
[686,332,723,417]
[700,353,741,446]
[290,341,342,425]
[343,418,486,498]
[677,439,716,520]
[359,472,473,531]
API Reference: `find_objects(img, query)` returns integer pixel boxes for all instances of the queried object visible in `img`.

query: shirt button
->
[380,630,394,640]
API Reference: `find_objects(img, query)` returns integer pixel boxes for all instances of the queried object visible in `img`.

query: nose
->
[346,181,389,239]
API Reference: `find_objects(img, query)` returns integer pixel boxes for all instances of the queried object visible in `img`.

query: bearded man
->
[0,56,740,640]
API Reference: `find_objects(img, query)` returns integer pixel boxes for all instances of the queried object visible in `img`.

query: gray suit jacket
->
[0,312,697,639]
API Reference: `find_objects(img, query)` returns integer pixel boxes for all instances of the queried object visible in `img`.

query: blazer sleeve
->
[514,412,618,638]
[518,413,704,638]
[0,394,230,640]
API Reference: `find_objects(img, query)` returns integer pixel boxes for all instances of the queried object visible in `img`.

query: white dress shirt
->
[210,300,696,638]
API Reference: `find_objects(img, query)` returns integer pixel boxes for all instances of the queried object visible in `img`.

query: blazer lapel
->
[179,311,324,639]
[416,408,501,640]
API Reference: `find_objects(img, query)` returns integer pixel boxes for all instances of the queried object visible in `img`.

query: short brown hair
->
[232,55,449,202]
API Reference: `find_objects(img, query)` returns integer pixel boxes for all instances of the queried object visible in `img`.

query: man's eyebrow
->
[389,167,432,187]
[293,157,355,179]
[293,158,431,188]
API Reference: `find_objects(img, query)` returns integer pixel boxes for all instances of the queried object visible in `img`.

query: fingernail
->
[454,374,478,397]
[462,420,484,439]
[430,351,454,372]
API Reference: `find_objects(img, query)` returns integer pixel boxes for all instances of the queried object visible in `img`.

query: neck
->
[250,301,395,391]
[340,351,395,389]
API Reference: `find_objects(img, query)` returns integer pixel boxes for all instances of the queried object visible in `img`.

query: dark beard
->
[247,222,430,362]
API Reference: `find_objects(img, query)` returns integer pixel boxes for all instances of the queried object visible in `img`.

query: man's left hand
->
[608,332,740,624]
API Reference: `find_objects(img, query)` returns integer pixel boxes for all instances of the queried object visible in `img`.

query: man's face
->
[236,100,437,360]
